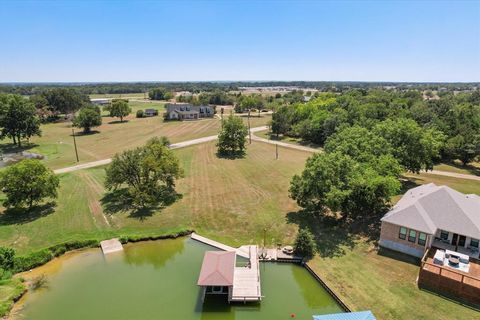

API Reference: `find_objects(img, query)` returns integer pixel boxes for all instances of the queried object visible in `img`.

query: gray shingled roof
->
[381,183,480,238]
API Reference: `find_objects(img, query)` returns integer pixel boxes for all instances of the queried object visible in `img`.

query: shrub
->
[0,247,15,270]
[294,229,316,259]
[136,110,144,118]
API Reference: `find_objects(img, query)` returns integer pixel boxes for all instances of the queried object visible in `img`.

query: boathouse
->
[197,245,262,303]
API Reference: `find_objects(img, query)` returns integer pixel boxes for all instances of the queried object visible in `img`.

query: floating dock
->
[191,233,249,259]
[100,238,123,255]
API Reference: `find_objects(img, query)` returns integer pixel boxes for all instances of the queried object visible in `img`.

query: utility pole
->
[72,128,79,162]
[247,109,251,144]
[221,107,224,129]
[263,228,267,258]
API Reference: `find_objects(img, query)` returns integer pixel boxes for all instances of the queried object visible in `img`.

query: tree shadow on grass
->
[0,202,55,226]
[377,246,420,266]
[287,207,389,258]
[70,130,100,137]
[215,151,246,160]
[100,188,182,221]
[107,120,129,125]
[0,142,39,155]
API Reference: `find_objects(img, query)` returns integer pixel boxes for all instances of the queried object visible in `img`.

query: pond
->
[13,238,343,320]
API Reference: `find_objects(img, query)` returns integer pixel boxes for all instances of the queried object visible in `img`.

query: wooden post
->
[72,128,79,162]
[275,143,278,160]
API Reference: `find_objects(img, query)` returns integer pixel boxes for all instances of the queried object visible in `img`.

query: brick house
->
[379,183,480,258]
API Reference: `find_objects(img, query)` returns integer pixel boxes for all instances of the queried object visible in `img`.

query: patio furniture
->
[448,256,460,266]
[282,246,294,255]
[433,249,445,265]
[446,249,469,264]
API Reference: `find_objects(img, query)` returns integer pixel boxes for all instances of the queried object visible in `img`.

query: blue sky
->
[1,0,479,82]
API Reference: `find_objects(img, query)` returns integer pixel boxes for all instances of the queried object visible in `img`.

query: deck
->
[418,247,480,305]
[191,233,249,259]
[230,245,262,302]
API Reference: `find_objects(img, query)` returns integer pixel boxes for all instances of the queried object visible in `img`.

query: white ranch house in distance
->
[165,103,215,120]
[379,183,480,259]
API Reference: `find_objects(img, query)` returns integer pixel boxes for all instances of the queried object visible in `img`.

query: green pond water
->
[16,238,343,320]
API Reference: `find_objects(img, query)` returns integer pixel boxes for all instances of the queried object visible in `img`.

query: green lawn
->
[0,278,25,317]
[0,141,307,254]
[0,107,271,170]
[0,138,479,319]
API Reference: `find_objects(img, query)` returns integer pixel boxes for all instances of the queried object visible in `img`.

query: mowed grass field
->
[0,132,479,319]
[0,141,307,254]
[0,101,271,169]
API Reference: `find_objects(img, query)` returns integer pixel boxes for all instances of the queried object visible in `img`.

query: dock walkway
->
[191,233,249,259]
[231,245,262,302]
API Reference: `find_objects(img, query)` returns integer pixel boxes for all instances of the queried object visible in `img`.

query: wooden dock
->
[230,245,262,302]
[100,238,123,255]
[191,233,249,259]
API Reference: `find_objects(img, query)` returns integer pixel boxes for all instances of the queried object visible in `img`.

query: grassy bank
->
[0,278,25,317]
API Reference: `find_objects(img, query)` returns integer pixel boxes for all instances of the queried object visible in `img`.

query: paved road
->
[53,125,480,183]
[53,126,268,174]
[421,170,480,182]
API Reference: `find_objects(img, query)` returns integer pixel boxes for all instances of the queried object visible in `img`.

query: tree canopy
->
[109,99,131,122]
[0,94,41,146]
[73,105,102,133]
[290,152,401,219]
[105,137,183,208]
[217,115,248,157]
[38,88,90,115]
[0,160,59,210]
[149,88,174,101]
[294,229,316,259]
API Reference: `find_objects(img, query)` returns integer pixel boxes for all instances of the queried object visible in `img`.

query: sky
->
[0,0,479,83]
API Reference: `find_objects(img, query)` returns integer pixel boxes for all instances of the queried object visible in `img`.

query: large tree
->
[105,137,183,207]
[0,160,59,210]
[290,152,401,219]
[374,118,445,173]
[217,115,248,157]
[0,94,41,146]
[73,105,102,133]
[109,99,131,122]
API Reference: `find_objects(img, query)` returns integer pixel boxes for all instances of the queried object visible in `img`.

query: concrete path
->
[251,134,321,153]
[53,125,480,183]
[191,233,250,259]
[422,170,480,182]
[54,126,268,174]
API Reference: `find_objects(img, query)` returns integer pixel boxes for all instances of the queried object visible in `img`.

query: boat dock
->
[230,245,262,302]
[100,238,123,255]
[191,232,249,259]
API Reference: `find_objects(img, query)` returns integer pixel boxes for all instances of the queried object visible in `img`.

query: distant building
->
[144,109,158,117]
[90,98,110,105]
[165,103,214,120]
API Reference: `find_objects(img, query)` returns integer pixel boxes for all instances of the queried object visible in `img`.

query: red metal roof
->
[197,251,236,286]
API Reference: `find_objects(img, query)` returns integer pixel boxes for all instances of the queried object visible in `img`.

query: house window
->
[440,230,449,240]
[418,232,427,246]
[399,227,407,240]
[408,230,417,243]
[471,238,479,248]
